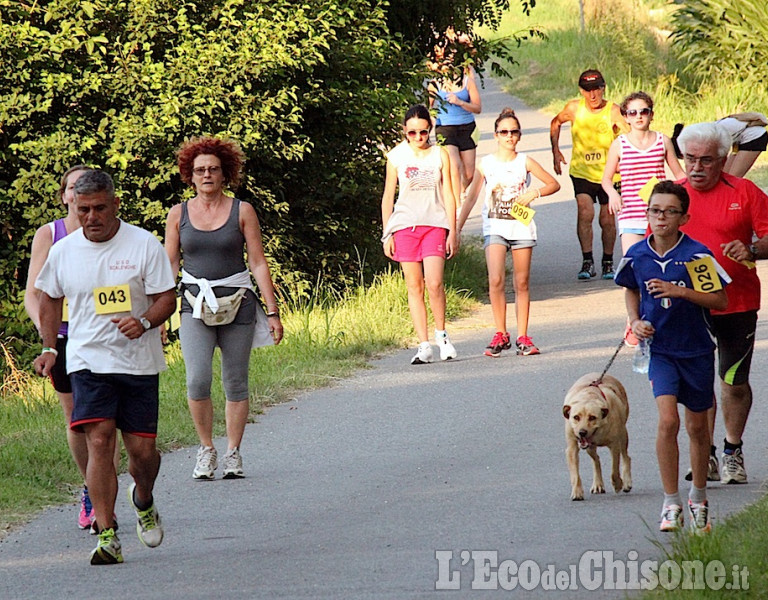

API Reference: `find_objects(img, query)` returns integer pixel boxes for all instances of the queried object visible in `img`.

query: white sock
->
[663,492,682,508]
[689,485,707,504]
[435,329,447,340]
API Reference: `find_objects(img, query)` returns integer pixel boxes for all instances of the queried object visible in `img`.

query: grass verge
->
[0,242,487,537]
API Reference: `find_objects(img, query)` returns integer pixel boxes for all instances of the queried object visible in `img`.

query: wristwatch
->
[140,317,152,330]
[749,244,759,261]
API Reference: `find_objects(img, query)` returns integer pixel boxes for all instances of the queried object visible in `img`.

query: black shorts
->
[70,370,160,436]
[711,310,757,385]
[435,123,477,152]
[49,336,72,394]
[570,176,612,205]
[737,131,768,152]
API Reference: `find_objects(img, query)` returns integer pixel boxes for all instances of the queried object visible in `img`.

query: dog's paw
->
[571,486,584,501]
[590,483,606,494]
[612,476,623,493]
[622,483,632,493]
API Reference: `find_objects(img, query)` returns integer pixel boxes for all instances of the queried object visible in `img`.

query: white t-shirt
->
[35,221,175,375]
[481,152,537,241]
[717,116,766,145]
[381,141,450,241]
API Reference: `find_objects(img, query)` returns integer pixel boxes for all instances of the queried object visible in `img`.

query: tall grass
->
[0,243,486,534]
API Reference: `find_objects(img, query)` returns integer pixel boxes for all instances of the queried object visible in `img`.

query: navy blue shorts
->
[649,352,714,413]
[70,370,159,437]
[49,336,72,394]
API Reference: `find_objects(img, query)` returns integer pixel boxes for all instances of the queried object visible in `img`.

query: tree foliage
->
[0,0,420,361]
[669,0,768,84]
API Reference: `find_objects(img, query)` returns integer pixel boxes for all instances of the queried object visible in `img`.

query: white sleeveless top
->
[481,152,536,241]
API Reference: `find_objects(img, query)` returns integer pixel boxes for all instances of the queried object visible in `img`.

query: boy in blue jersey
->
[615,181,730,533]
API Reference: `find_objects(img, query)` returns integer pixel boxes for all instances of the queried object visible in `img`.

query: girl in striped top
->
[601,91,684,253]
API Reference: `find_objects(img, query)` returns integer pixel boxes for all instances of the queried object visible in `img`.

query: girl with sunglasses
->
[381,104,458,365]
[602,92,684,254]
[601,92,684,346]
[458,108,560,357]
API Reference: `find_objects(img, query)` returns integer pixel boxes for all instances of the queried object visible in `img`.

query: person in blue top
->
[615,180,730,534]
[427,29,482,206]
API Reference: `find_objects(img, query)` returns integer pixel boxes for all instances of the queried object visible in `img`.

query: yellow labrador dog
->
[563,373,632,501]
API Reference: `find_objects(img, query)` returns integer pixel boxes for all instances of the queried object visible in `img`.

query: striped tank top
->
[617,132,666,231]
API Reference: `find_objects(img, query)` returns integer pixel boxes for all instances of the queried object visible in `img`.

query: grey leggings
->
[179,313,253,401]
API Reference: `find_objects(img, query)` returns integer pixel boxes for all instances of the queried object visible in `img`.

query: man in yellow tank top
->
[550,70,628,280]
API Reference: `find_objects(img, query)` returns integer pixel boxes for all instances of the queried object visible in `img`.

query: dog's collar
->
[589,380,607,401]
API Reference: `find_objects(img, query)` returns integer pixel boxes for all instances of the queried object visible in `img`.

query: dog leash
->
[594,339,627,384]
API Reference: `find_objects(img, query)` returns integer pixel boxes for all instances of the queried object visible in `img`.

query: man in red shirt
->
[678,122,768,485]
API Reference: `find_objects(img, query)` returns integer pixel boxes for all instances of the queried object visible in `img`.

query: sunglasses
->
[406,129,430,138]
[647,207,684,217]
[496,129,521,137]
[625,108,652,118]
[192,166,222,175]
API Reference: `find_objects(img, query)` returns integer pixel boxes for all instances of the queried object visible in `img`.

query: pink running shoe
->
[78,487,93,530]
[516,335,540,356]
[484,332,511,358]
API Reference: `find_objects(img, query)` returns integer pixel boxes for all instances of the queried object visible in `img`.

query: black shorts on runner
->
[711,310,757,386]
[737,131,768,152]
[70,370,160,436]
[435,123,477,152]
[49,336,72,394]
[570,176,613,205]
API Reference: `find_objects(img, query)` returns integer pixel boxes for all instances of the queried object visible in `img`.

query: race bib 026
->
[685,256,723,293]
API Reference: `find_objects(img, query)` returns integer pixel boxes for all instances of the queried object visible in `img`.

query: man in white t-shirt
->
[33,170,176,565]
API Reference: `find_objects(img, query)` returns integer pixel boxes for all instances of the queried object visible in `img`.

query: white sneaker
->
[222,447,244,479]
[437,332,457,361]
[193,446,218,480]
[127,482,164,548]
[721,448,747,484]
[411,342,433,365]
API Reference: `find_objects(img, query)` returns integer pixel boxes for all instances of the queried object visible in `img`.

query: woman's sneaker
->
[193,445,218,480]
[688,499,711,534]
[78,486,93,530]
[411,342,433,365]
[436,332,457,361]
[222,447,245,479]
[660,504,683,532]
[516,335,540,356]
[484,332,511,357]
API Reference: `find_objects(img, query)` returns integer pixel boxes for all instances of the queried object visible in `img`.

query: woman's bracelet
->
[41,346,59,357]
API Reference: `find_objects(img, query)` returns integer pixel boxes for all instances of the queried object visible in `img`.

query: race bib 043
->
[93,284,132,314]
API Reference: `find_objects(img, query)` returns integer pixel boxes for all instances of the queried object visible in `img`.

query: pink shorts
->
[392,226,447,262]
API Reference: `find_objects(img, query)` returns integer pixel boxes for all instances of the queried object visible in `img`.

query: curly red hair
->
[177,136,245,189]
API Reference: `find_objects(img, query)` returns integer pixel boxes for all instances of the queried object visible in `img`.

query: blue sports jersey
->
[615,233,731,357]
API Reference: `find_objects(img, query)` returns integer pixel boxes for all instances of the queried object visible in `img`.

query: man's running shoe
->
[516,335,540,356]
[222,447,245,479]
[687,454,722,482]
[193,445,218,480]
[411,342,433,365]
[721,447,747,484]
[688,499,712,534]
[127,482,164,548]
[484,331,511,358]
[577,260,596,280]
[436,332,457,361]
[601,260,615,280]
[78,486,93,530]
[90,528,123,565]
[659,504,683,532]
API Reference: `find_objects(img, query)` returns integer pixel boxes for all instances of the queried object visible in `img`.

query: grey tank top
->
[179,198,256,320]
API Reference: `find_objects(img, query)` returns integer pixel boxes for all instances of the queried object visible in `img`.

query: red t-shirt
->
[680,173,768,315]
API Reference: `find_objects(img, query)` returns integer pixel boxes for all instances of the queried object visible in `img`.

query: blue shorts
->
[70,370,160,437]
[649,352,714,413]
[619,227,646,236]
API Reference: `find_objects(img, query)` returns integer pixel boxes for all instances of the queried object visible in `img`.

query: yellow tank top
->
[570,98,617,183]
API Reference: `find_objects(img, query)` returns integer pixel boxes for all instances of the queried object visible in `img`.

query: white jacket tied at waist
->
[180,268,273,348]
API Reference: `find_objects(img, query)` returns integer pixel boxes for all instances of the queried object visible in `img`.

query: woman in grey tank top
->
[165,137,283,481]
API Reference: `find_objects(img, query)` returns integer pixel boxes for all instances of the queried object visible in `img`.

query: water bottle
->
[632,327,652,374]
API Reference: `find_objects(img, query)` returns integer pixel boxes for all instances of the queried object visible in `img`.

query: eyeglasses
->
[192,166,222,175]
[406,129,430,138]
[625,108,652,118]
[647,207,684,217]
[683,154,716,167]
[496,129,521,137]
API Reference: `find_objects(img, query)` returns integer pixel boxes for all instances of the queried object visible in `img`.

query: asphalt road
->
[2,78,767,599]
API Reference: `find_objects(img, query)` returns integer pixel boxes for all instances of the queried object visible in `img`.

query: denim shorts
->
[483,234,536,250]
